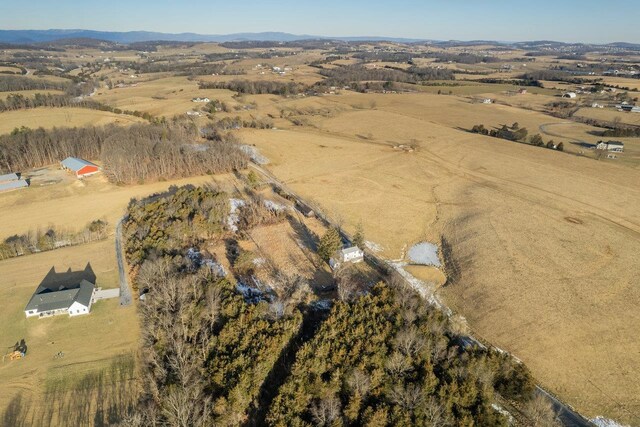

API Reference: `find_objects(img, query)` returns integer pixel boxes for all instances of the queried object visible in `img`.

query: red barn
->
[60,157,100,178]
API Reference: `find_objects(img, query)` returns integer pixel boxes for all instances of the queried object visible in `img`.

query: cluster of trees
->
[471,123,564,151]
[0,75,68,92]
[122,60,245,76]
[352,52,414,62]
[601,126,640,137]
[430,53,501,64]
[121,186,304,426]
[471,122,529,141]
[0,219,108,260]
[267,282,550,426]
[119,184,556,426]
[0,122,247,184]
[198,79,305,96]
[317,65,454,88]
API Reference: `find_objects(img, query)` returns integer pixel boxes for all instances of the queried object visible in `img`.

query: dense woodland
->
[199,79,305,96]
[317,65,454,88]
[0,75,69,92]
[119,185,557,427]
[0,122,247,183]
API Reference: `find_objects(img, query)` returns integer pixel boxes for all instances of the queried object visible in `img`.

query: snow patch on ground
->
[240,145,269,164]
[407,242,441,266]
[389,261,451,315]
[228,198,245,232]
[491,404,514,424]
[263,199,285,211]
[187,247,226,277]
[365,240,384,253]
[591,417,630,427]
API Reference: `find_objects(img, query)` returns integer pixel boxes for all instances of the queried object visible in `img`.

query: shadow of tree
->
[1,353,138,427]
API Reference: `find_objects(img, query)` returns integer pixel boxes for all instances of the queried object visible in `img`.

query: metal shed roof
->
[0,173,19,182]
[0,180,29,192]
[61,157,97,172]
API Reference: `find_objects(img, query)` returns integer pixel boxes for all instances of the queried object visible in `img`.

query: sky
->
[1,0,639,43]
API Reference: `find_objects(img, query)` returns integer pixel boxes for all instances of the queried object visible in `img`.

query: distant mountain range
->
[0,29,638,49]
[0,29,426,44]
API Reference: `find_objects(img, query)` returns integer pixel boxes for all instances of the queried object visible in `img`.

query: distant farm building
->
[24,264,96,318]
[518,88,528,95]
[61,157,100,178]
[596,141,624,152]
[619,104,640,113]
[0,172,29,193]
[563,92,577,99]
[192,97,210,103]
[482,98,492,104]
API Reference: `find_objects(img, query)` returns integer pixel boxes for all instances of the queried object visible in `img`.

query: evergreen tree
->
[353,221,365,249]
[318,227,342,261]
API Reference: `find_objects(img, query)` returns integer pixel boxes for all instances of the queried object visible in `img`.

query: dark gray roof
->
[0,173,19,182]
[75,280,95,307]
[0,180,29,192]
[25,266,96,314]
[60,157,97,172]
[26,288,80,312]
[25,280,94,313]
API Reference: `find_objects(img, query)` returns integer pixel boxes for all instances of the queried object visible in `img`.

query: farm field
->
[0,239,138,426]
[0,167,224,240]
[242,90,640,423]
[0,107,145,134]
[2,36,640,425]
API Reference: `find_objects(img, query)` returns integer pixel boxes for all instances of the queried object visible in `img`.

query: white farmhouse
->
[596,140,624,152]
[24,265,96,318]
[329,246,364,270]
[563,92,577,99]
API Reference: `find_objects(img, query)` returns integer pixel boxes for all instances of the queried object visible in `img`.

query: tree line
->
[0,122,248,184]
[0,75,69,92]
[471,123,564,151]
[199,79,305,96]
[0,219,108,260]
[317,64,454,88]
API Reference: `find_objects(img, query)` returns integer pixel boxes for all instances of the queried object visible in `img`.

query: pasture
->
[0,239,139,426]
[241,90,640,423]
[0,108,145,134]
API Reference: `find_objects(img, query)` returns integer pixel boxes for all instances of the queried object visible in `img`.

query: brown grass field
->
[3,42,640,424]
[0,108,145,134]
[0,239,139,426]
[0,167,222,240]
[241,91,640,423]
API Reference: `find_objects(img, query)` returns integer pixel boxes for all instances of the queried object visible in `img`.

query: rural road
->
[115,217,132,306]
[539,122,591,148]
[249,162,594,427]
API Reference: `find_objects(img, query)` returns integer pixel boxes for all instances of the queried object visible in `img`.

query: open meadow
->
[0,108,145,134]
[241,90,640,423]
[0,239,138,426]
[2,37,640,424]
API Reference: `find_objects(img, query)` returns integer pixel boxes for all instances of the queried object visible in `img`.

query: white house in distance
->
[330,246,365,270]
[596,141,624,152]
[563,92,577,99]
[192,97,210,103]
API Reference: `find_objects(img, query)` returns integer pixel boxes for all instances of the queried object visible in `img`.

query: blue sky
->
[1,0,639,43]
